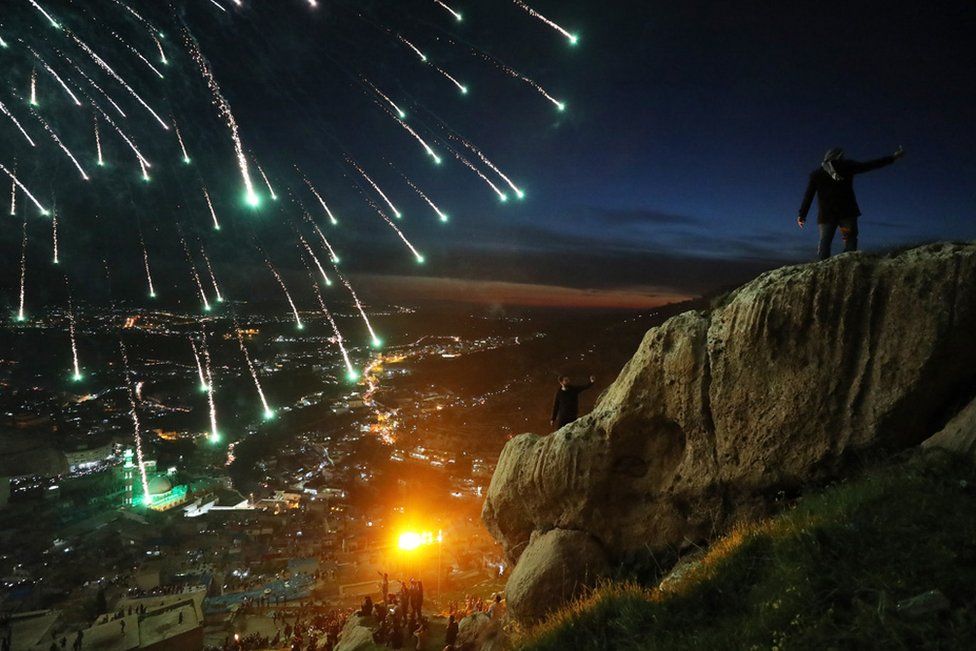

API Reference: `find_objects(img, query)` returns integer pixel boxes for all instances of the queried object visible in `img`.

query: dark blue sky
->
[299,0,976,302]
[2,1,974,310]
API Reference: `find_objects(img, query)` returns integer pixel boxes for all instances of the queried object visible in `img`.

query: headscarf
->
[822,147,845,181]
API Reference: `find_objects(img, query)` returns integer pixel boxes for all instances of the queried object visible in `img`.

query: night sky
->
[1,1,974,311]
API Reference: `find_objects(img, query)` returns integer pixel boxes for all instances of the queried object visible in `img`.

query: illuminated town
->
[0,299,590,649]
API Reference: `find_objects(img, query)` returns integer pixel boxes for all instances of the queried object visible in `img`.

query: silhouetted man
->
[797,146,905,259]
[551,375,596,429]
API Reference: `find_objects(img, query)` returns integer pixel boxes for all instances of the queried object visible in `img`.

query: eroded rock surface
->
[483,243,976,622]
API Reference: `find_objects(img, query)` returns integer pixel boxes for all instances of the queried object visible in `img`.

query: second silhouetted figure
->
[551,375,596,430]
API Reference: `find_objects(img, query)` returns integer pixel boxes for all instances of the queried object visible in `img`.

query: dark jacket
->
[551,380,594,425]
[798,155,896,224]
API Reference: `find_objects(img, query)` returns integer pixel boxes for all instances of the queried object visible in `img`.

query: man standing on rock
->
[551,375,596,430]
[797,145,905,259]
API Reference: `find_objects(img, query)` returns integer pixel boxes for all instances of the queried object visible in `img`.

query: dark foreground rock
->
[482,242,976,623]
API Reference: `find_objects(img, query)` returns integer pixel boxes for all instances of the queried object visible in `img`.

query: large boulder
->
[483,243,976,622]
[505,528,609,624]
[456,611,510,651]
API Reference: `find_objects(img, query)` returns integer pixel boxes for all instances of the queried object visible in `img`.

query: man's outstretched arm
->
[849,146,905,174]
[572,376,597,392]
[551,393,560,423]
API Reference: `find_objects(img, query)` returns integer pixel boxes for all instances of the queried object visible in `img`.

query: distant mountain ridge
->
[482,242,976,624]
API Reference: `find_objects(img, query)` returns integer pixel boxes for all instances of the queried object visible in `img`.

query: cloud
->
[353,275,692,309]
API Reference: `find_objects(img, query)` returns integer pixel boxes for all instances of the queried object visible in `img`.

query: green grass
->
[520,453,976,650]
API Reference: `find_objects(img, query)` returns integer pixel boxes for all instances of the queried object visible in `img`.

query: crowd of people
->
[360,574,430,649]
[207,603,353,651]
[198,569,508,650]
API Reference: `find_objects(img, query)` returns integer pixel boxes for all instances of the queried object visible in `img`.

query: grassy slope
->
[520,453,976,650]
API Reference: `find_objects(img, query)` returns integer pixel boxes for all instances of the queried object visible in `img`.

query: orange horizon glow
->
[354,274,693,310]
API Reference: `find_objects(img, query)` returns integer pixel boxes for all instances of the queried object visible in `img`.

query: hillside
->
[520,451,976,649]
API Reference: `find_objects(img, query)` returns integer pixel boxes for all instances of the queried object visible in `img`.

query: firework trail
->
[299,254,358,379]
[449,132,524,198]
[110,0,160,37]
[199,328,220,443]
[189,338,208,391]
[0,34,8,49]
[434,1,463,22]
[199,244,224,302]
[182,27,259,206]
[397,34,428,62]
[51,211,59,264]
[139,231,156,298]
[432,64,469,94]
[139,158,150,182]
[402,173,449,222]
[179,232,211,312]
[152,35,168,65]
[26,47,83,106]
[297,168,339,224]
[9,172,15,216]
[174,121,191,163]
[347,158,402,218]
[90,102,149,167]
[365,79,406,118]
[475,50,565,111]
[0,162,49,214]
[513,1,579,45]
[65,56,127,117]
[118,338,152,501]
[363,194,425,263]
[446,147,508,201]
[298,234,332,286]
[388,112,442,164]
[208,0,228,13]
[67,31,170,130]
[202,187,221,230]
[109,30,165,79]
[256,163,278,200]
[29,108,90,180]
[27,0,60,29]
[94,115,104,166]
[16,215,27,322]
[30,69,38,106]
[333,267,381,347]
[235,326,274,419]
[68,305,82,381]
[0,100,36,147]
[265,258,304,329]
[307,218,340,263]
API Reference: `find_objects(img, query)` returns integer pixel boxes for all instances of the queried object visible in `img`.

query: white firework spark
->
[68,31,170,129]
[265,258,304,329]
[0,162,49,214]
[182,27,259,206]
[298,234,332,286]
[0,100,36,147]
[203,187,221,231]
[348,158,402,218]
[512,1,579,45]
[297,167,339,225]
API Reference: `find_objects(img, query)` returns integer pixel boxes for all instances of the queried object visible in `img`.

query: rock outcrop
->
[334,615,375,651]
[922,396,976,462]
[482,243,976,623]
